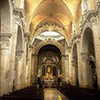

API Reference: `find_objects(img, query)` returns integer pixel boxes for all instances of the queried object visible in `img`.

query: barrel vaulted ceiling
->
[25,0,82,41]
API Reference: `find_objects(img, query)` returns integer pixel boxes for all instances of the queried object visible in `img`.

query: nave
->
[1,82,100,100]
[1,0,100,99]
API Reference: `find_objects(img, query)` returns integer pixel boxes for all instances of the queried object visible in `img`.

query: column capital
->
[62,54,69,59]
[67,46,71,53]
[32,54,38,57]
[16,50,24,60]
[71,34,81,45]
[13,8,24,18]
[71,59,76,67]
[24,32,30,41]
[81,52,89,61]
[0,33,12,49]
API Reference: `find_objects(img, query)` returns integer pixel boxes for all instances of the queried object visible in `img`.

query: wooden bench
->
[60,83,100,100]
[0,85,44,100]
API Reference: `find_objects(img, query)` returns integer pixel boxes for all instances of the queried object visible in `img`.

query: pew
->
[0,84,44,100]
[60,83,100,100]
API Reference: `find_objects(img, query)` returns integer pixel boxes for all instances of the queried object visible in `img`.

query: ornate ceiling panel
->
[25,0,82,41]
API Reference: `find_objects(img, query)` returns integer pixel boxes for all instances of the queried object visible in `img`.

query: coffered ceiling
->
[25,0,82,41]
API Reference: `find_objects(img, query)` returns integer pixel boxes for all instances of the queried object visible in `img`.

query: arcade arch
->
[81,27,98,89]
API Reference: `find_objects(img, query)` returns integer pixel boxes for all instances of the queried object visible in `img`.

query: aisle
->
[44,88,70,100]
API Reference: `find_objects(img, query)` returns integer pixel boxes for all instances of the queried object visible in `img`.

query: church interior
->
[0,0,100,100]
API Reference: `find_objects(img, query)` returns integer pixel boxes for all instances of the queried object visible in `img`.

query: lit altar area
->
[37,47,62,87]
[44,65,55,87]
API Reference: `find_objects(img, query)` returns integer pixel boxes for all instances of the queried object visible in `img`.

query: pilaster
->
[91,16,100,89]
[0,33,12,96]
[15,50,23,90]
[64,55,69,82]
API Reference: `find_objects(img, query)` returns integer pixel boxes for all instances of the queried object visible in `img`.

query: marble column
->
[0,33,12,96]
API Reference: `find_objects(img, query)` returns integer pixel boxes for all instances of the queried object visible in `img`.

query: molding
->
[62,54,69,59]
[0,33,12,38]
[71,34,81,46]
[13,8,24,18]
[80,10,98,32]
[32,54,38,57]
[34,21,66,37]
[0,33,12,48]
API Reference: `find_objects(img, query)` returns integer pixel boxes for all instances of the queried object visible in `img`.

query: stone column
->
[91,15,100,89]
[22,33,30,87]
[27,47,32,85]
[81,52,92,88]
[64,55,69,82]
[26,46,33,85]
[31,54,38,77]
[71,58,77,86]
[77,39,84,87]
[77,41,84,87]
[61,55,66,80]
[68,50,73,84]
[0,33,12,96]
[15,50,23,90]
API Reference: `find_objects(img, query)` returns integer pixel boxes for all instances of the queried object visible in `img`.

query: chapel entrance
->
[37,44,62,87]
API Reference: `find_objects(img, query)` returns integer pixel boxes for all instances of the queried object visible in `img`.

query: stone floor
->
[44,88,70,100]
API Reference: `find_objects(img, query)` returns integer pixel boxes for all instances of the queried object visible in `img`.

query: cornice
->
[80,10,97,30]
[0,33,12,38]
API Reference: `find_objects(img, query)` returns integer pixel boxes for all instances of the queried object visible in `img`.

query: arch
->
[33,40,65,56]
[38,44,62,77]
[81,27,98,89]
[82,27,94,54]
[31,40,65,79]
[33,21,68,42]
[1,0,11,33]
